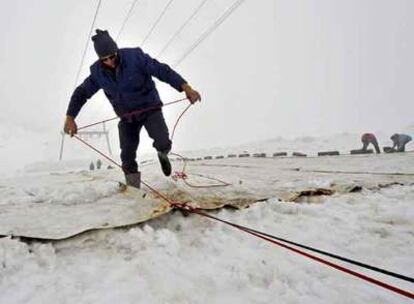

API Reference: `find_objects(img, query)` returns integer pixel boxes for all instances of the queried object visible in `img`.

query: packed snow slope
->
[0,145,413,303]
[1,151,413,240]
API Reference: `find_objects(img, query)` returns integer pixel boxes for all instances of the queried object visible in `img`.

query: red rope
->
[170,103,192,141]
[74,135,123,170]
[172,171,188,181]
[185,207,414,300]
[70,101,414,300]
[170,152,232,188]
[75,98,230,188]
[72,134,414,300]
[78,98,188,131]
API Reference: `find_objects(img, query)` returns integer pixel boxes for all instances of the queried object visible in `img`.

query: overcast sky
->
[0,0,413,154]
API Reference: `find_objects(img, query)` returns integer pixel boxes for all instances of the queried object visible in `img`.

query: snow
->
[0,136,413,303]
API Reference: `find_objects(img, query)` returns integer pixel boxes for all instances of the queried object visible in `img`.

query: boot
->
[125,172,141,189]
[157,151,171,176]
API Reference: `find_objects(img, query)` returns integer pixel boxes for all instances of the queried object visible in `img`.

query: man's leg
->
[398,144,406,152]
[399,138,412,152]
[361,140,368,151]
[144,109,172,176]
[118,119,141,187]
[372,139,381,154]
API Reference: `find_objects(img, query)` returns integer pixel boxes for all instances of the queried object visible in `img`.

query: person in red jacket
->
[361,133,381,154]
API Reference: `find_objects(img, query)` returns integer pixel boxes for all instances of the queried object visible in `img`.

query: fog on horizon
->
[0,0,413,155]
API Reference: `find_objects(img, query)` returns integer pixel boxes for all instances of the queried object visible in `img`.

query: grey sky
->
[0,0,413,154]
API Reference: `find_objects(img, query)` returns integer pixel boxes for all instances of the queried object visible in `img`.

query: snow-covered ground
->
[0,137,413,303]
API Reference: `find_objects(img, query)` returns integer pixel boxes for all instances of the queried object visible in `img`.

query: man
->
[390,133,412,152]
[64,29,201,188]
[360,133,380,154]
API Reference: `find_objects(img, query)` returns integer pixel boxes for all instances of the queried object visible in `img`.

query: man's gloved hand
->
[64,115,78,137]
[181,83,201,104]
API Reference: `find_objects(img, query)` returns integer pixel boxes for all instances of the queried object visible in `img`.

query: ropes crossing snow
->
[71,101,414,301]
[134,178,414,300]
[170,152,232,188]
[67,2,413,300]
[75,98,231,189]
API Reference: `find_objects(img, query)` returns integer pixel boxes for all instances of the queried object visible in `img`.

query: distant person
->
[361,133,380,154]
[63,30,201,189]
[390,133,412,152]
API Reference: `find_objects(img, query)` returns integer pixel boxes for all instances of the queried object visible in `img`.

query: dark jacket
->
[391,134,412,148]
[67,48,186,118]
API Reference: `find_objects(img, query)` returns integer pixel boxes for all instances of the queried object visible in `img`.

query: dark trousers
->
[362,138,380,154]
[118,109,171,173]
[397,144,406,152]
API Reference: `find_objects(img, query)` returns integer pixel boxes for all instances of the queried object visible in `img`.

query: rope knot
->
[172,171,188,181]
[170,201,198,211]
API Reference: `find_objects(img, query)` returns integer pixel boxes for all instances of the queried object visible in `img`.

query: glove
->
[181,83,201,104]
[64,115,78,137]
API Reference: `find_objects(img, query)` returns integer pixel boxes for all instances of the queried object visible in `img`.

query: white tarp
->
[0,153,412,240]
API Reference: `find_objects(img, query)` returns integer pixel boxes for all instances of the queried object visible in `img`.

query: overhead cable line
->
[73,0,102,89]
[173,0,246,68]
[116,0,141,42]
[157,0,209,58]
[141,0,175,48]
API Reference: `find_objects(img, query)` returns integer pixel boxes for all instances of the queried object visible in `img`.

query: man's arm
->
[138,48,201,103]
[181,83,201,104]
[64,75,101,136]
